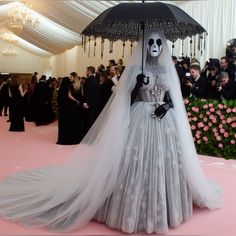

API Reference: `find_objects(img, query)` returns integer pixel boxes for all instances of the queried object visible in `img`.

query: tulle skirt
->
[95,101,193,234]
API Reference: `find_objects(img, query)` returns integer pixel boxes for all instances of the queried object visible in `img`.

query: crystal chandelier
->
[2,48,18,56]
[8,1,39,32]
[1,33,18,56]
[1,33,17,43]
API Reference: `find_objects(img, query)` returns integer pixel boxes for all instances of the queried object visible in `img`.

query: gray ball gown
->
[95,72,192,234]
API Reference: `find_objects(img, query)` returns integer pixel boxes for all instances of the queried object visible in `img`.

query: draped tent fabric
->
[0,1,117,56]
[0,0,236,62]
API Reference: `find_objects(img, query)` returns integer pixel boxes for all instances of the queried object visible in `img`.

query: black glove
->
[153,91,173,119]
[154,102,171,119]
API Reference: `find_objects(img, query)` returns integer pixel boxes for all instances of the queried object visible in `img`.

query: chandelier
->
[1,33,18,56]
[1,33,17,43]
[2,48,18,56]
[8,1,39,32]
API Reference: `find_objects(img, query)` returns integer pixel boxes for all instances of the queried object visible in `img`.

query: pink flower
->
[203,126,209,131]
[191,125,196,130]
[223,132,229,138]
[188,118,192,122]
[219,124,223,129]
[216,110,221,116]
[212,128,217,133]
[212,118,217,123]
[220,128,225,134]
[232,108,236,113]
[213,128,218,133]
[208,103,213,108]
[218,104,224,109]
[184,99,190,105]
[210,107,215,112]
[197,140,201,144]
[192,107,199,113]
[206,111,211,116]
[208,122,213,127]
[220,115,225,120]
[231,140,235,145]
[226,108,232,113]
[209,115,214,120]
[187,112,192,116]
[222,120,226,124]
[195,133,200,139]
[203,117,208,122]
[218,143,223,148]
[196,130,202,135]
[226,118,232,123]
[216,136,222,141]
[203,104,209,109]
[198,122,204,128]
[192,117,198,121]
[231,122,236,128]
[203,136,208,142]
[199,114,204,118]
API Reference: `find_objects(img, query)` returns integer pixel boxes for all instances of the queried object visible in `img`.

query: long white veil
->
[0,30,223,232]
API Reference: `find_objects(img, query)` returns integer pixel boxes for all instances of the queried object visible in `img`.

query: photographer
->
[206,66,221,99]
[186,64,208,98]
[179,57,191,97]
[217,72,236,100]
[219,56,235,81]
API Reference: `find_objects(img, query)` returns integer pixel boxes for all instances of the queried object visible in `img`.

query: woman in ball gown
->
[0,31,223,234]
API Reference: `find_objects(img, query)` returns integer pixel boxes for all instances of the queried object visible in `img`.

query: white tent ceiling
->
[0,0,189,57]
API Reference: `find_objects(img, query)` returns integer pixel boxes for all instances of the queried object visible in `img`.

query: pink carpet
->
[0,116,235,236]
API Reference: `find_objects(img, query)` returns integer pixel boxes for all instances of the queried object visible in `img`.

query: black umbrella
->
[82,1,206,76]
[82,2,206,42]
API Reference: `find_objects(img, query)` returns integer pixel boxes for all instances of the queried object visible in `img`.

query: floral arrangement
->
[184,98,236,159]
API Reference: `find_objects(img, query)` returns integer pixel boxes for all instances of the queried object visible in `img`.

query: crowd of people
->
[1,52,236,143]
[0,59,125,144]
[173,55,236,100]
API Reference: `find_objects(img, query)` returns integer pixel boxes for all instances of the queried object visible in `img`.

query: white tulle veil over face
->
[0,30,223,232]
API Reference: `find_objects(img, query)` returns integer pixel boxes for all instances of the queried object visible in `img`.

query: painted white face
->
[147,33,163,57]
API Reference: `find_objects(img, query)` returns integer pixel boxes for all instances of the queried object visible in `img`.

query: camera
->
[215,75,222,88]
[184,72,194,84]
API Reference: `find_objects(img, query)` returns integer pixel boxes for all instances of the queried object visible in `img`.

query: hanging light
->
[2,48,18,56]
[1,33,17,43]
[8,1,39,32]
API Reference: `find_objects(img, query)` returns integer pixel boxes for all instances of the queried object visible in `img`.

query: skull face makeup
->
[147,32,163,57]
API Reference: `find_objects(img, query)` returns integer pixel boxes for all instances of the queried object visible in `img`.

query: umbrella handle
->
[141,21,145,74]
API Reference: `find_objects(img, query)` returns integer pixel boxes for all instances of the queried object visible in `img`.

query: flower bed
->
[184,98,236,159]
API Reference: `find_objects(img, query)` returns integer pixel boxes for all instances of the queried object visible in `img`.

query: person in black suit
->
[186,64,208,98]
[0,78,10,116]
[81,66,100,137]
[219,56,235,81]
[217,72,236,100]
[98,71,114,114]
[34,75,52,126]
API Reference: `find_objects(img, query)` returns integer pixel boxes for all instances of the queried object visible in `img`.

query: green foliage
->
[184,98,236,159]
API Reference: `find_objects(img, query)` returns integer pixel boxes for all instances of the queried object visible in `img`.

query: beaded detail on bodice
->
[137,73,168,103]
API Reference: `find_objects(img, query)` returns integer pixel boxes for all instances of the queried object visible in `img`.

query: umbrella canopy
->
[82,2,206,42]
